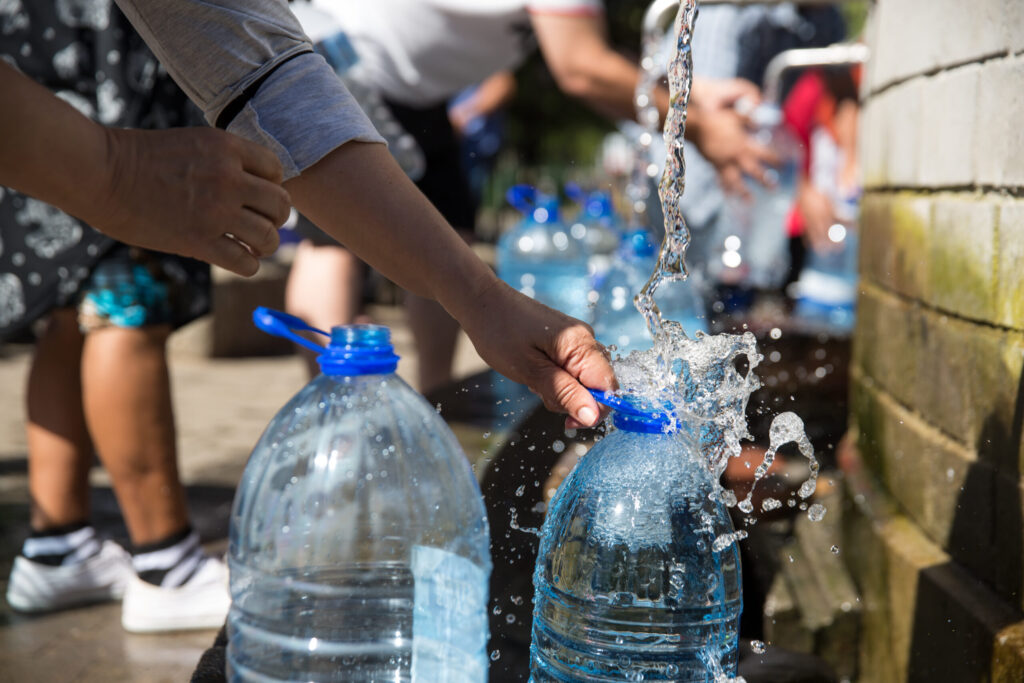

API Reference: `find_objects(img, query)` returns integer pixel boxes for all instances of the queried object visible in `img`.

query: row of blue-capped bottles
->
[531,391,743,681]
[497,184,708,355]
[227,309,491,682]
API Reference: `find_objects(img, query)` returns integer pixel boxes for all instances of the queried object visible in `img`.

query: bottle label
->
[411,545,489,682]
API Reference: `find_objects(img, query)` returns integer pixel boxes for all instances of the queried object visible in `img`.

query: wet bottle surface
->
[531,403,741,682]
[228,312,491,682]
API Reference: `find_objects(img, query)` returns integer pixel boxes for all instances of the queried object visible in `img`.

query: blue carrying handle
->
[252,307,329,355]
[587,387,675,433]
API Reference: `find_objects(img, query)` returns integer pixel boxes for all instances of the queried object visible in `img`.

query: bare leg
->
[405,292,459,394]
[404,230,473,395]
[80,324,188,546]
[285,240,365,376]
[25,309,93,531]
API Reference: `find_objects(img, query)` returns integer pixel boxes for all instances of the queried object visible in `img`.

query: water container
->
[531,391,742,682]
[591,230,708,357]
[497,185,591,322]
[227,308,491,682]
[565,183,624,280]
[792,197,859,333]
[710,103,799,291]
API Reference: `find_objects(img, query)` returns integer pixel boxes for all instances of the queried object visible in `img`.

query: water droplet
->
[514,485,525,497]
[505,613,516,624]
[830,545,840,555]
[807,503,827,522]
[490,650,501,661]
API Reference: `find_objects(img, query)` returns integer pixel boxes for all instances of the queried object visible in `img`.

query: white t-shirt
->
[294,0,603,108]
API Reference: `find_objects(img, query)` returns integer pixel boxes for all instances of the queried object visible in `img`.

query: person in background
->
[0,61,287,276]
[2,3,232,632]
[675,2,847,276]
[5,0,616,428]
[785,66,862,255]
[284,0,776,394]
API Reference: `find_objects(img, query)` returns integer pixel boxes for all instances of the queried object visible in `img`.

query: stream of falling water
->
[612,4,823,676]
[626,15,666,229]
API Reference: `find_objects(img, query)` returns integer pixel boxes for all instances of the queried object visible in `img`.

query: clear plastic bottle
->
[591,230,708,357]
[710,103,799,291]
[228,309,491,682]
[793,195,859,333]
[565,183,624,281]
[497,185,592,322]
[531,392,742,682]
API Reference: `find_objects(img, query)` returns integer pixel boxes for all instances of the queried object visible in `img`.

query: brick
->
[903,560,1022,681]
[851,285,924,421]
[996,200,1024,329]
[859,96,888,188]
[851,371,995,581]
[993,474,1024,609]
[861,82,924,189]
[885,83,924,187]
[918,65,981,187]
[858,193,893,288]
[1008,1,1024,54]
[929,196,998,322]
[976,56,1024,187]
[869,0,938,89]
[844,471,1022,682]
[859,192,933,298]
[993,621,1024,682]
[869,0,1012,92]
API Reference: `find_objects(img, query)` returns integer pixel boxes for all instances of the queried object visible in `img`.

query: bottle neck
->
[318,325,400,376]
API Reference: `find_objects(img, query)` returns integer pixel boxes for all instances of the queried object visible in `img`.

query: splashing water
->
[634,0,699,338]
[605,2,822,677]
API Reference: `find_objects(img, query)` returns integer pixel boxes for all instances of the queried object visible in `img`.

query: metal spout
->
[762,43,870,105]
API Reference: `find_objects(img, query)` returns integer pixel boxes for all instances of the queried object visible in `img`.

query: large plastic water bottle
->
[565,183,623,280]
[227,309,491,682]
[710,103,799,291]
[531,391,742,681]
[497,185,591,322]
[793,196,859,333]
[591,230,708,356]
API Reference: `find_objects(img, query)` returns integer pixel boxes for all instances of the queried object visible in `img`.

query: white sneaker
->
[6,540,133,613]
[121,555,230,633]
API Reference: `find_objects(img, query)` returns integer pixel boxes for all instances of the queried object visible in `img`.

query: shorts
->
[76,246,210,333]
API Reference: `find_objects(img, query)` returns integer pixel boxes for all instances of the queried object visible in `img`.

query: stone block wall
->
[846,1,1024,680]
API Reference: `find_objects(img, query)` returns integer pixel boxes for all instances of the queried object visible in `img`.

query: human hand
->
[88,127,290,276]
[457,278,616,430]
[691,77,761,112]
[689,107,777,199]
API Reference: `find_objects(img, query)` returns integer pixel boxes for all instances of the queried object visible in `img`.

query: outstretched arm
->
[530,12,775,192]
[0,61,288,276]
[286,141,614,427]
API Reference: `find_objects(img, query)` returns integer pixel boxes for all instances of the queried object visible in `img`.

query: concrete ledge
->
[841,442,1024,681]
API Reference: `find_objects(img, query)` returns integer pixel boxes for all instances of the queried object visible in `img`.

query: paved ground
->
[0,307,488,682]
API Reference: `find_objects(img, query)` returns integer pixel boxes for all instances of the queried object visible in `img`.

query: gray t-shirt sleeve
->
[114,0,385,179]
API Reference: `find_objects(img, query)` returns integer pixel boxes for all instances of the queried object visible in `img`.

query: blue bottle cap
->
[252,307,399,376]
[319,325,400,376]
[623,229,657,258]
[587,388,675,433]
